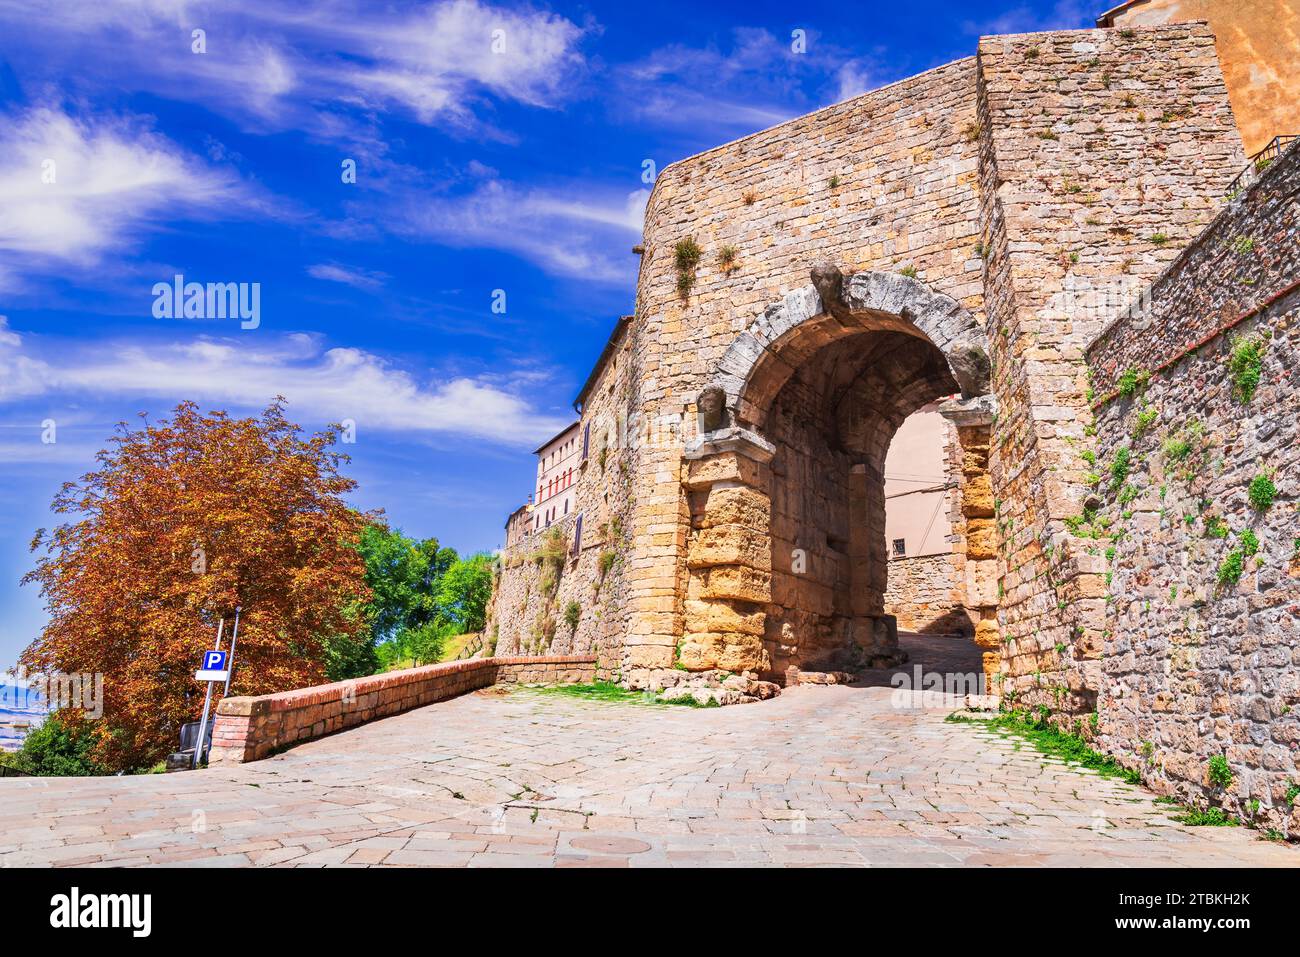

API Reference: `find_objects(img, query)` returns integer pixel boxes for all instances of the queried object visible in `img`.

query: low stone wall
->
[1085,143,1300,835]
[884,553,972,637]
[209,655,596,764]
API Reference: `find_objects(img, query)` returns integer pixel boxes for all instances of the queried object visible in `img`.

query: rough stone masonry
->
[487,19,1299,830]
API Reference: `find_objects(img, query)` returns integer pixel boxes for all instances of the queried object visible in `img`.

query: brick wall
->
[1085,143,1300,833]
[209,655,596,764]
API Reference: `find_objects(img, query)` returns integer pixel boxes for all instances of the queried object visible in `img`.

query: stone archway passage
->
[680,265,997,683]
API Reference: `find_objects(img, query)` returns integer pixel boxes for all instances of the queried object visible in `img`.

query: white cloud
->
[0,106,267,285]
[0,0,589,136]
[306,262,389,290]
[0,323,569,447]
[614,29,802,134]
[393,179,648,283]
[836,60,881,101]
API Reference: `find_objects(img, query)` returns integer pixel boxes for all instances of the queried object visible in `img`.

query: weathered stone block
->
[687,524,772,570]
[684,599,765,636]
[693,484,770,532]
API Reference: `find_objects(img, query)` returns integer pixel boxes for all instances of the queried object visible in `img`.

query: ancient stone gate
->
[490,14,1300,834]
[678,266,999,683]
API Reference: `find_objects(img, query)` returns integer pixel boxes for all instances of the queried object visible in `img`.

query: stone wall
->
[975,22,1246,716]
[1102,0,1300,155]
[488,320,635,676]
[1085,142,1300,834]
[209,655,597,764]
[488,21,1256,705]
[626,56,985,674]
[885,553,972,636]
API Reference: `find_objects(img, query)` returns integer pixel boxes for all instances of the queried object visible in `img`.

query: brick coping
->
[215,655,598,717]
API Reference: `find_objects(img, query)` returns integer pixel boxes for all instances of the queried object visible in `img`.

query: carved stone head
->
[697,386,729,433]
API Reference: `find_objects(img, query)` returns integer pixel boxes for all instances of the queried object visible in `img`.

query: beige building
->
[883,402,957,560]
[530,422,581,532]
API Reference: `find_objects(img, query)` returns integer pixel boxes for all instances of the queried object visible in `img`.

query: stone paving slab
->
[0,638,1296,868]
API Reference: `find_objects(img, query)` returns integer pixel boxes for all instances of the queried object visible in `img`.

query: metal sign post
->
[191,618,226,770]
[223,605,242,698]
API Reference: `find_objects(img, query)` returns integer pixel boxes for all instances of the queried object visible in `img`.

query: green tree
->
[357,523,472,668]
[437,554,495,633]
[4,712,104,776]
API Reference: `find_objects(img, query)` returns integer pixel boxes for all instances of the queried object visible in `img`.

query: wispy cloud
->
[962,0,1092,36]
[306,262,389,290]
[0,0,591,138]
[0,105,271,290]
[0,319,570,447]
[391,178,649,283]
[613,28,804,134]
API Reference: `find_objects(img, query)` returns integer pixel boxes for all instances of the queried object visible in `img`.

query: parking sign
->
[195,649,230,682]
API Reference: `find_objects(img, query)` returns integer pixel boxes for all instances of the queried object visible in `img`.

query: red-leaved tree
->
[21,400,373,771]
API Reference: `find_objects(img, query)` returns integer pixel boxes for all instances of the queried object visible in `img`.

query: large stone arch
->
[712,265,991,430]
[680,265,1000,685]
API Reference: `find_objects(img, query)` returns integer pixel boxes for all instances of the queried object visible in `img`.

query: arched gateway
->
[678,265,1000,684]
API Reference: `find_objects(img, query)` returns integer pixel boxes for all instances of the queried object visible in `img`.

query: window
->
[581,422,590,463]
[891,538,906,558]
[572,513,583,557]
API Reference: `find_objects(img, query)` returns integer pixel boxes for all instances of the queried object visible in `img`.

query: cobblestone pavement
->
[1,635,1295,868]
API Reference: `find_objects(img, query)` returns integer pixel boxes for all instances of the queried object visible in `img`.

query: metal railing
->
[1226,135,1297,198]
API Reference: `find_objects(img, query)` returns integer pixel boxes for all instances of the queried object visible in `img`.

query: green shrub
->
[1239,529,1260,557]
[564,600,581,631]
[673,236,702,272]
[1132,405,1158,436]
[1116,367,1150,398]
[1217,550,1245,587]
[3,712,105,777]
[599,549,617,579]
[1176,806,1236,827]
[1247,474,1277,511]
[1227,334,1267,402]
[1208,754,1234,788]
[674,237,702,298]
[1109,446,1131,488]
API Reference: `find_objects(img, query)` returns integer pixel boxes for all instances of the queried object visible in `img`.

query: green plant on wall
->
[1247,473,1277,511]
[1132,405,1158,437]
[674,237,702,299]
[1116,367,1150,398]
[564,600,581,632]
[1207,754,1233,789]
[1216,549,1244,588]
[1109,446,1131,489]
[1227,334,1267,402]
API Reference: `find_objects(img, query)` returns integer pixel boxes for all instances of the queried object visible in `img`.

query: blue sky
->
[0,0,1091,667]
